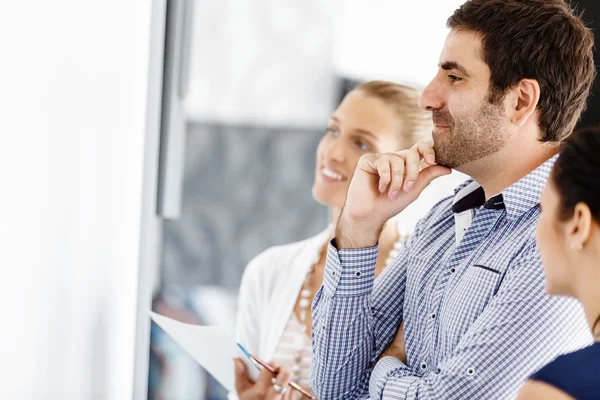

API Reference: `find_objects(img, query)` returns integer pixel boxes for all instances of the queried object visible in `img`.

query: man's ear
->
[509,79,540,128]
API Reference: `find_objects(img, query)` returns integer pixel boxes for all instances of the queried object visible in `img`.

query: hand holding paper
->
[149,311,258,392]
[149,311,314,399]
[234,357,295,400]
[237,343,315,399]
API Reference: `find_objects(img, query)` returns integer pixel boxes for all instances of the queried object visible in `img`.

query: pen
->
[237,343,316,399]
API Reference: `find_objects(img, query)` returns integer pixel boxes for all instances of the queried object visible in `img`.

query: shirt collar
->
[451,155,557,220]
[452,187,504,213]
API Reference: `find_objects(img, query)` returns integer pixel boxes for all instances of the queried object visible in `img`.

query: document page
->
[149,311,257,392]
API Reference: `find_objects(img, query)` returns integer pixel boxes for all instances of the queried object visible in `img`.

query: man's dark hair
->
[448,0,595,143]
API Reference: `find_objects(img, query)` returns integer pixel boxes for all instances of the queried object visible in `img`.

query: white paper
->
[149,311,256,393]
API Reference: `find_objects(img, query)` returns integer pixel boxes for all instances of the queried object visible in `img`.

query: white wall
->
[333,0,467,89]
[185,0,339,126]
[0,1,153,399]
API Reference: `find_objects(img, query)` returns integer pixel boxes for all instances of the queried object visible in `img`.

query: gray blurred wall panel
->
[161,122,329,289]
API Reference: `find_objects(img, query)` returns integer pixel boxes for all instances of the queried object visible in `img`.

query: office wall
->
[332,0,466,87]
[184,0,338,126]
[161,123,328,289]
[0,1,152,398]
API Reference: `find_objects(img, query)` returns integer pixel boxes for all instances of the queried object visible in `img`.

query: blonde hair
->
[355,80,433,149]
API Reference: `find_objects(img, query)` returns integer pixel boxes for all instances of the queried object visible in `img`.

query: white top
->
[271,313,313,398]
[235,227,332,363]
[229,228,331,400]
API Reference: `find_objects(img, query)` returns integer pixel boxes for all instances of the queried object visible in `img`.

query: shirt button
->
[420,362,428,371]
[430,313,436,320]
[355,271,362,277]
[467,367,476,376]
[450,268,456,274]
[436,367,441,374]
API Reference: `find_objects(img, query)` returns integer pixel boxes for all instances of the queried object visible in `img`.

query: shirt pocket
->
[439,265,501,348]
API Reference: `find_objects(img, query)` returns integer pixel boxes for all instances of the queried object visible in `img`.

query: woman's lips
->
[321,167,346,182]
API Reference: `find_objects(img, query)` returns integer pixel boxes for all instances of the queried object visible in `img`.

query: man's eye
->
[448,74,462,83]
[326,129,340,137]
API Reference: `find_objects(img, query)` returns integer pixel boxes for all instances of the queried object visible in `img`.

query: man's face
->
[418,29,511,170]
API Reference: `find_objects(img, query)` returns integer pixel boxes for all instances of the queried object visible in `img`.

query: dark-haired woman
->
[517,126,600,400]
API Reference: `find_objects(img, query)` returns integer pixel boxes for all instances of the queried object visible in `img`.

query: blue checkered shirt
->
[310,156,591,399]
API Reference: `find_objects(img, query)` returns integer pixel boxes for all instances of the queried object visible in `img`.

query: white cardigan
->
[235,226,332,362]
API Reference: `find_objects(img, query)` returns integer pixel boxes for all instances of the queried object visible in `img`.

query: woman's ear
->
[566,202,593,250]
[509,79,540,128]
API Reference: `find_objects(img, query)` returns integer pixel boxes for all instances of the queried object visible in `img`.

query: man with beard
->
[310,1,596,399]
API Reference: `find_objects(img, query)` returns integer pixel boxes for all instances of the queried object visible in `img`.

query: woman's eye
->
[448,74,462,83]
[356,140,369,151]
[326,129,340,137]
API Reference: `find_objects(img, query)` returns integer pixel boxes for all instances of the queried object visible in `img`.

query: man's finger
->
[403,148,421,192]
[413,165,452,194]
[387,154,406,200]
[374,156,392,193]
[414,141,436,165]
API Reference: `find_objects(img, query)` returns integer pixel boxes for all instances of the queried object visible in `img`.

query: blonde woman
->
[233,81,464,399]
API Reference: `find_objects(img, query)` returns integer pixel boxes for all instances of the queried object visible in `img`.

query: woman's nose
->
[324,137,346,163]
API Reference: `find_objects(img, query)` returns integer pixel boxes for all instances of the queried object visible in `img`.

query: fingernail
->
[427,155,435,164]
[390,191,399,201]
[404,181,414,192]
[380,184,388,193]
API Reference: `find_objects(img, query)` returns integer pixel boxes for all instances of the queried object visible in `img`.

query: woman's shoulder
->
[528,342,600,399]
[532,342,600,377]
[242,227,331,280]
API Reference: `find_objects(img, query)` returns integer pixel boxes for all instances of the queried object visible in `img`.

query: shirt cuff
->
[370,356,416,400]
[323,239,378,297]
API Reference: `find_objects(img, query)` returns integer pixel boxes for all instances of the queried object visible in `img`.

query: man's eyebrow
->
[440,61,470,77]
